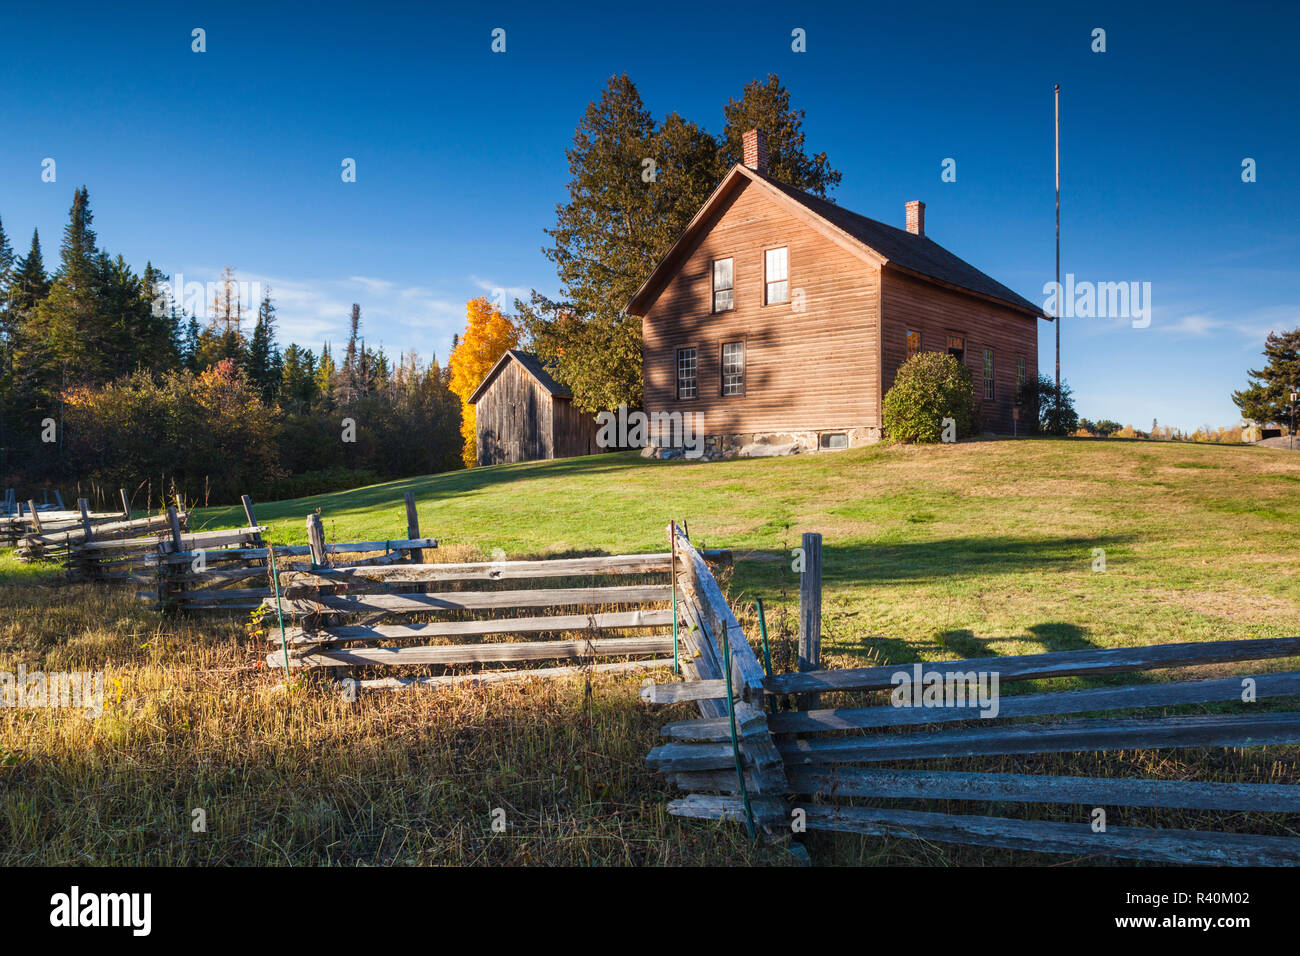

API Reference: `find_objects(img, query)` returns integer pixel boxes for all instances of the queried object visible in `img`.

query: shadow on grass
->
[730,534,1134,594]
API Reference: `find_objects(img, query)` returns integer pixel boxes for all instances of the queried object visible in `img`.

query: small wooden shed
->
[469,350,600,466]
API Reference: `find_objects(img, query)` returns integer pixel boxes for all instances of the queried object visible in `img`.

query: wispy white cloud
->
[1153,305,1298,341]
[1156,314,1222,336]
[178,266,475,359]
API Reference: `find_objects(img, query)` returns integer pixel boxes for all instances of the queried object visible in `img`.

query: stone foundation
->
[641,426,880,461]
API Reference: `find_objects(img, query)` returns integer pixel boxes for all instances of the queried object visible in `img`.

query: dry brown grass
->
[0,559,786,866]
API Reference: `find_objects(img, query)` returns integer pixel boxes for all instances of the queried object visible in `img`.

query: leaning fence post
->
[798,531,823,710]
[77,498,94,540]
[241,494,264,546]
[403,492,423,563]
[26,500,43,536]
[167,504,183,553]
[119,488,131,522]
[76,498,97,581]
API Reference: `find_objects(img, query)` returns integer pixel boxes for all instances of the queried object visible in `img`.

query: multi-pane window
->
[1016,356,1026,390]
[983,348,995,400]
[712,258,734,312]
[721,341,745,396]
[676,347,698,399]
[906,330,921,360]
[765,248,788,304]
[947,334,965,363]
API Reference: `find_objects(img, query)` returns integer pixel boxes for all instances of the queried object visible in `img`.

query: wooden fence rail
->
[256,517,707,695]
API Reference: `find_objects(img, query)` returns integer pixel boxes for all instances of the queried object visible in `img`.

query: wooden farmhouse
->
[469,349,600,466]
[627,129,1050,457]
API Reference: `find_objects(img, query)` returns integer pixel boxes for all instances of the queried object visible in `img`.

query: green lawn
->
[198,436,1300,670]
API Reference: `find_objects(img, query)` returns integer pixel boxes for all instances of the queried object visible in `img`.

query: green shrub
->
[1018,372,1079,436]
[882,352,976,443]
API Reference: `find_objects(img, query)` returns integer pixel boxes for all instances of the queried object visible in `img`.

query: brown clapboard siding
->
[551,392,600,458]
[881,270,1039,434]
[642,177,882,436]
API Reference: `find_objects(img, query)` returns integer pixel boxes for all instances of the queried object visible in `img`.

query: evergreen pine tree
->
[1233,329,1300,426]
[248,289,279,401]
[58,187,99,286]
[316,342,336,410]
[0,214,14,291]
[182,314,202,371]
[0,215,15,358]
[719,74,842,197]
[9,229,50,314]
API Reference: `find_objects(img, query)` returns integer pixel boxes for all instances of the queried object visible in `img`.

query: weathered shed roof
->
[469,349,572,404]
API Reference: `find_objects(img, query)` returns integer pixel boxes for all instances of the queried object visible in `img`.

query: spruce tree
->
[9,229,50,314]
[248,290,279,400]
[1233,329,1300,426]
[0,214,13,291]
[0,215,15,357]
[182,315,202,371]
[58,187,99,286]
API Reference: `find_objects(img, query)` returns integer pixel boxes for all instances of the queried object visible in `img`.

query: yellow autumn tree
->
[448,297,521,467]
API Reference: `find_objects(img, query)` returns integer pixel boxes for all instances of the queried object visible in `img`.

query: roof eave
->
[885,262,1051,321]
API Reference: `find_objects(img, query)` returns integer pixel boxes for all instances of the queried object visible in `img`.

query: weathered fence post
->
[241,495,264,546]
[26,500,43,536]
[798,531,823,710]
[167,504,183,553]
[403,492,423,563]
[53,489,65,510]
[307,512,327,569]
[119,488,131,522]
[77,498,94,540]
[74,498,97,581]
[160,504,185,610]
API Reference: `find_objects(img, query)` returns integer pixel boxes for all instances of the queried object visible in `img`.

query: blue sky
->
[2,0,1296,430]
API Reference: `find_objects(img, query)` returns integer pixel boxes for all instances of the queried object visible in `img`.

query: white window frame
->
[712,258,734,313]
[765,247,788,305]
[676,347,698,400]
[721,341,745,396]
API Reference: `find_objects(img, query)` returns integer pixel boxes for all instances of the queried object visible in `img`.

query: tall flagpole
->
[1054,84,1061,412]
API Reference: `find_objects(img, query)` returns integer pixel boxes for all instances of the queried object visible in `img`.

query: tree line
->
[0,191,462,506]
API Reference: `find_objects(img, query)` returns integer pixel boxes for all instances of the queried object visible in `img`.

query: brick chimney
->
[906,200,925,236]
[742,129,768,175]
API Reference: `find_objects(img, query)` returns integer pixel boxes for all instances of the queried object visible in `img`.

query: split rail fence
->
[643,525,1300,866]
[258,520,727,696]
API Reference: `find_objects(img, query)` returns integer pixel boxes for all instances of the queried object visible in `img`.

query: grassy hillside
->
[199,437,1300,667]
[4,437,1299,866]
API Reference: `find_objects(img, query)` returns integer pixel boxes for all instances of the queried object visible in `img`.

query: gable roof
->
[626,164,1048,320]
[468,349,572,405]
